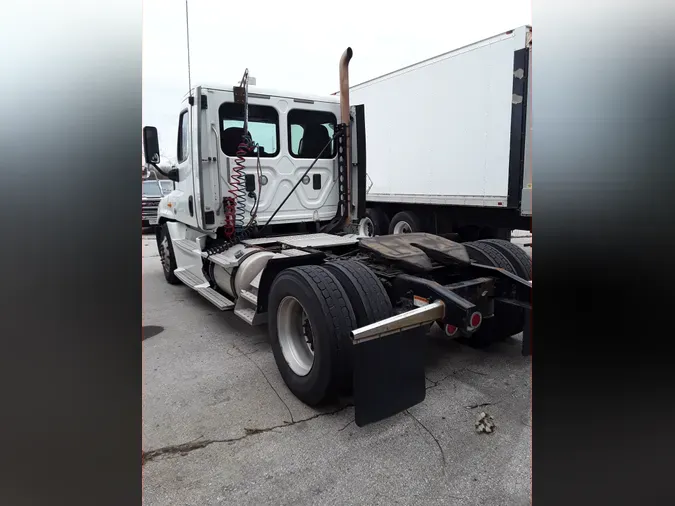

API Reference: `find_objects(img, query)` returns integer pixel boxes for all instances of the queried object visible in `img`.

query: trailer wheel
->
[157,224,180,285]
[463,242,523,346]
[477,239,531,280]
[268,265,357,406]
[389,211,421,235]
[359,207,389,237]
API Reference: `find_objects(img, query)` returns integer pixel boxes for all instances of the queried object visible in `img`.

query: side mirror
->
[143,126,160,164]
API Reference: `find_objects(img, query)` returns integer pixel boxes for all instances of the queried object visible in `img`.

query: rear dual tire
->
[463,240,530,347]
[268,262,391,405]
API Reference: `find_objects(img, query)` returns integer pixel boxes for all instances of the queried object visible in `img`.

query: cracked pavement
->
[142,232,532,505]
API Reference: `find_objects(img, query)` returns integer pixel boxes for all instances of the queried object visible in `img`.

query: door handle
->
[188,196,194,217]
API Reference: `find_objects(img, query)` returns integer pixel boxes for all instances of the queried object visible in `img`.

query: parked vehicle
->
[343,26,532,241]
[142,179,163,228]
[159,180,175,195]
[142,40,531,426]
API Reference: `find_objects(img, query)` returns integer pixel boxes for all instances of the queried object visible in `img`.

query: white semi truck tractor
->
[143,47,532,427]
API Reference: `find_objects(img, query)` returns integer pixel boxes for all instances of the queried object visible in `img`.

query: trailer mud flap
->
[353,326,427,427]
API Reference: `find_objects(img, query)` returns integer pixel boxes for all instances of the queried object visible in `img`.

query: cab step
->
[174,268,234,311]
[173,239,200,254]
[234,307,256,325]
[196,286,234,311]
[174,268,206,288]
[239,289,258,305]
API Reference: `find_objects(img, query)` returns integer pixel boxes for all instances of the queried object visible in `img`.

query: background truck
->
[142,170,176,229]
[141,178,164,229]
[142,44,532,427]
[345,26,532,241]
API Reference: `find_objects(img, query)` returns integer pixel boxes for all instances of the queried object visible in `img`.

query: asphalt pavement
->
[142,232,532,506]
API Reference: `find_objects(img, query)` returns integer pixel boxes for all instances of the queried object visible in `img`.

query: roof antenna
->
[185,0,193,103]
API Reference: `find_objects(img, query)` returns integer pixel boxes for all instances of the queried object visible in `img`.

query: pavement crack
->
[243,353,295,423]
[229,342,296,423]
[405,409,446,472]
[142,435,215,465]
[465,401,497,410]
[425,373,453,390]
[338,419,354,432]
[142,404,353,465]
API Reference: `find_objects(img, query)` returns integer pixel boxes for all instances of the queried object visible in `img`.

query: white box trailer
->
[348,26,532,240]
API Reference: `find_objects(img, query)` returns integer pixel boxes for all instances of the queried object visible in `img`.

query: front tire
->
[268,265,357,405]
[157,223,180,285]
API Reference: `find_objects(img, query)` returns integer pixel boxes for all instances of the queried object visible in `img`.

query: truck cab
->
[154,85,353,235]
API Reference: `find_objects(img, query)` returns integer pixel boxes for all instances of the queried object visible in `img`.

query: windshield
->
[142,181,163,197]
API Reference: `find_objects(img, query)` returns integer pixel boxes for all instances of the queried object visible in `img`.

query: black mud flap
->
[353,326,427,427]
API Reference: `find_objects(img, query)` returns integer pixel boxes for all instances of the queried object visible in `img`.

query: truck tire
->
[464,241,517,273]
[268,265,357,406]
[463,242,523,346]
[323,260,393,394]
[389,210,421,235]
[324,260,393,327]
[359,207,389,237]
[477,239,531,280]
[157,224,180,285]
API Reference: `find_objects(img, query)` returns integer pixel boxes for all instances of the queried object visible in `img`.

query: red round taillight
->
[469,312,482,329]
[444,324,458,337]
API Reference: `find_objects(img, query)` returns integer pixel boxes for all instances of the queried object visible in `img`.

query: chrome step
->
[174,268,207,288]
[239,289,258,305]
[197,286,234,311]
[234,307,256,325]
[173,239,200,253]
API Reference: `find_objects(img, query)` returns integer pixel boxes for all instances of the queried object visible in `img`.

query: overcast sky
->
[143,0,531,162]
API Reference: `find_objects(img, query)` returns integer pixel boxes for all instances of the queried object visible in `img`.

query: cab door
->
[172,88,222,231]
[173,101,199,228]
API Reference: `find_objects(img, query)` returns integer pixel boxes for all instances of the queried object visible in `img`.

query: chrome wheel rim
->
[358,217,375,237]
[277,296,315,376]
[393,221,412,234]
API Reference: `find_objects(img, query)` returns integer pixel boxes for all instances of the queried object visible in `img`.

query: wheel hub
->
[393,221,412,234]
[277,296,315,376]
[302,317,315,352]
[358,217,375,237]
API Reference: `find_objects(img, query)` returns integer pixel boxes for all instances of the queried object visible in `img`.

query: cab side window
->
[287,109,337,159]
[177,110,189,163]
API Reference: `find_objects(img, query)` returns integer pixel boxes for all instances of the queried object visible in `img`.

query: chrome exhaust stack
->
[339,47,353,226]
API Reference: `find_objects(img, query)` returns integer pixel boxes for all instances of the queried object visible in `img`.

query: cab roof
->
[183,84,340,105]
